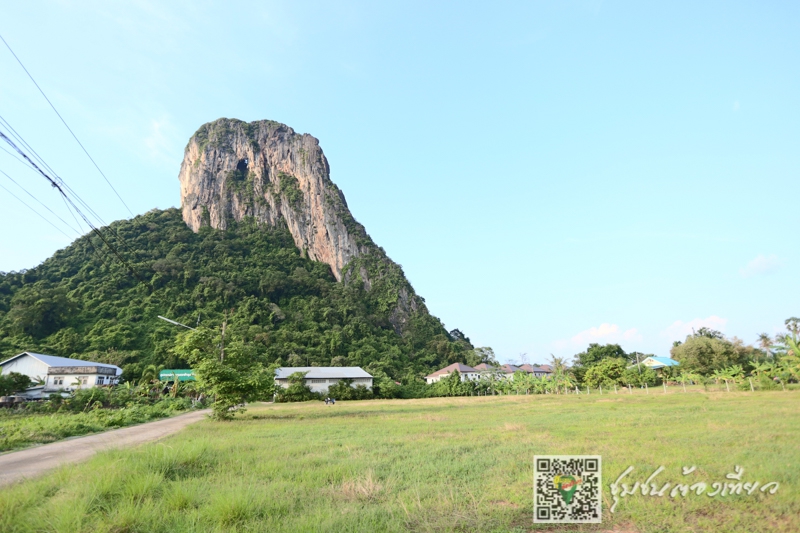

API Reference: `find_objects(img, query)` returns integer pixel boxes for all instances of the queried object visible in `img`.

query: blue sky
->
[1,1,797,364]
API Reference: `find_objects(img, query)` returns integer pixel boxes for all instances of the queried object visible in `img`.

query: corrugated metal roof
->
[645,356,680,367]
[274,367,373,379]
[0,352,122,374]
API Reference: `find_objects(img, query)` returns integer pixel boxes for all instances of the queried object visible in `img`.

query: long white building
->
[0,352,122,398]
[274,367,373,394]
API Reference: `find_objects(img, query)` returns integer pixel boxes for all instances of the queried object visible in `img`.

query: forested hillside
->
[0,208,475,381]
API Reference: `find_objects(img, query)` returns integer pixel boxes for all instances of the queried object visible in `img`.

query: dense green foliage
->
[571,343,640,383]
[173,328,278,419]
[0,209,472,382]
[0,372,30,396]
[670,330,758,375]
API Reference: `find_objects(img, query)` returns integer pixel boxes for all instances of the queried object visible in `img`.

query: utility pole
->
[220,310,227,362]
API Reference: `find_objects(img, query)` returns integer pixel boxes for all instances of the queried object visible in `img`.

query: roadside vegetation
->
[0,391,797,533]
[0,377,206,452]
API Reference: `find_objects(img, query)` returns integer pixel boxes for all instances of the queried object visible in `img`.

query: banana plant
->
[711,369,729,391]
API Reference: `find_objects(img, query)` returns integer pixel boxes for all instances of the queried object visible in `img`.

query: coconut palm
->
[757,333,773,358]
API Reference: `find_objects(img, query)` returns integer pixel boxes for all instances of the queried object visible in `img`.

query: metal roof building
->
[0,352,122,398]
[274,367,373,393]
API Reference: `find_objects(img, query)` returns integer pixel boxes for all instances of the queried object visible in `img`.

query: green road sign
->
[159,369,196,381]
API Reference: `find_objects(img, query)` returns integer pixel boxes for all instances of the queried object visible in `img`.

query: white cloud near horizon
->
[553,323,641,350]
[740,254,782,278]
[660,315,728,342]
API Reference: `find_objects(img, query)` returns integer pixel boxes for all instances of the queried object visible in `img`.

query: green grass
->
[0,402,193,452]
[0,390,798,532]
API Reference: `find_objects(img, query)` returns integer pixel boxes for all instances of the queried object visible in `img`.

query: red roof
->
[425,362,477,378]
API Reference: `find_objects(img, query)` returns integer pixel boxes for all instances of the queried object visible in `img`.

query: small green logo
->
[553,474,582,504]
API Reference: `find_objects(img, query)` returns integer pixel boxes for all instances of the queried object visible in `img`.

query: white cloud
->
[733,100,740,112]
[553,323,641,349]
[660,315,727,342]
[740,254,782,278]
[143,117,181,164]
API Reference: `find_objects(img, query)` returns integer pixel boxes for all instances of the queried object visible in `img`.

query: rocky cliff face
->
[179,118,369,281]
[178,118,421,331]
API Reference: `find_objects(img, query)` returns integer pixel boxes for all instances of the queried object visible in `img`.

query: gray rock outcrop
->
[179,118,370,281]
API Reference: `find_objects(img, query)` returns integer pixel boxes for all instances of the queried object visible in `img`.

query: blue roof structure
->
[650,356,680,366]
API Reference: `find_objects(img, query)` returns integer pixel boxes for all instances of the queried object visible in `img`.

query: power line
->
[0,180,72,238]
[0,116,140,258]
[0,131,149,288]
[0,167,80,234]
[0,32,134,217]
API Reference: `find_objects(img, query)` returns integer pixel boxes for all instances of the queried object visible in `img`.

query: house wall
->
[1,356,49,382]
[276,377,373,394]
[45,373,111,391]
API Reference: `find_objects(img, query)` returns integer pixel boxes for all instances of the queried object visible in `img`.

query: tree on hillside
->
[6,285,75,339]
[173,328,277,419]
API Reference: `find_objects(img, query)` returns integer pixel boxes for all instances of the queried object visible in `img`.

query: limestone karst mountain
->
[0,118,476,380]
[179,118,420,332]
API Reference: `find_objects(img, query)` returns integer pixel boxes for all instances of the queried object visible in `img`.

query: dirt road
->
[0,409,210,488]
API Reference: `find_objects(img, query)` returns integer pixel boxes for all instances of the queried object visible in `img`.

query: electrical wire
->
[0,117,139,256]
[0,32,134,216]
[0,180,72,238]
[0,167,81,234]
[0,130,149,287]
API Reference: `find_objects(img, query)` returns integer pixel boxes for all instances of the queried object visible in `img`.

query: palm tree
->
[140,364,160,385]
[757,333,773,359]
[549,355,567,374]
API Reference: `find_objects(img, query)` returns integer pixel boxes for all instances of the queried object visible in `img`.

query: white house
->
[428,363,553,384]
[640,356,680,373]
[0,352,122,399]
[424,363,480,384]
[274,367,373,394]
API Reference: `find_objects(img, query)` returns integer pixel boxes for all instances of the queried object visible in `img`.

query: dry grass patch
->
[338,470,383,502]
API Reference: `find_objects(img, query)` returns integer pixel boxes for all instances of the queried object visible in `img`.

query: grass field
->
[0,402,194,452]
[0,389,797,533]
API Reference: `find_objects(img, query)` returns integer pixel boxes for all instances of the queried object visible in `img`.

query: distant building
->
[518,364,553,377]
[0,352,122,399]
[425,363,480,384]
[427,362,553,384]
[275,367,373,394]
[640,356,680,373]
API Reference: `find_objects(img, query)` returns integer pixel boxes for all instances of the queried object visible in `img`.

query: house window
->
[310,379,326,383]
[97,376,105,385]
[79,376,88,386]
[53,376,64,386]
